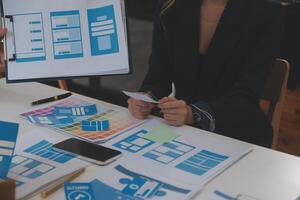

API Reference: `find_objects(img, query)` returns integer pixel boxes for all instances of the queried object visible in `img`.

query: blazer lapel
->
[160,0,247,101]
[161,0,202,97]
[198,0,247,99]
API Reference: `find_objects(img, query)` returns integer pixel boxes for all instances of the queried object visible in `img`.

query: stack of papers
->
[63,164,200,200]
[103,119,252,188]
[17,95,253,200]
[47,119,252,200]
[7,129,90,200]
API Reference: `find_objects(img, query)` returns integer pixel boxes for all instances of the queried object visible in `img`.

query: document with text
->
[1,0,130,82]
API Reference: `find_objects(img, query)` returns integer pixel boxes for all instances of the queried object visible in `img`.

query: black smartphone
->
[53,138,122,165]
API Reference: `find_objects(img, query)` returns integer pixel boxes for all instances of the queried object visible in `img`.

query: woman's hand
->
[159,97,194,126]
[0,28,7,75]
[0,28,6,38]
[128,97,155,120]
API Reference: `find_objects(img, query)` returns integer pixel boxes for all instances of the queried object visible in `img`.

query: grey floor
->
[72,17,153,92]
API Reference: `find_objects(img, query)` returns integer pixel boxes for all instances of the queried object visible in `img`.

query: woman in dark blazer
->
[128,0,283,147]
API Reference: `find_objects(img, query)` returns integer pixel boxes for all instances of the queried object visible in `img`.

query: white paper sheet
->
[49,163,202,200]
[24,118,252,200]
[123,91,159,104]
[2,0,130,82]
[104,119,253,187]
[9,129,90,200]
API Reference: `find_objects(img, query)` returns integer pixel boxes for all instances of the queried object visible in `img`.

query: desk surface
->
[0,79,300,200]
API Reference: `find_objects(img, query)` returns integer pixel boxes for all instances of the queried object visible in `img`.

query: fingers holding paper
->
[0,28,7,38]
[159,97,194,126]
[0,28,7,74]
[128,97,154,120]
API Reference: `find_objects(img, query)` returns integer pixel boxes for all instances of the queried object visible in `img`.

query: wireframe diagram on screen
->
[2,0,130,82]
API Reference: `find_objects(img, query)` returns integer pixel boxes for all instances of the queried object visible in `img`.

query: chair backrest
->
[58,80,68,90]
[0,179,15,200]
[261,58,290,149]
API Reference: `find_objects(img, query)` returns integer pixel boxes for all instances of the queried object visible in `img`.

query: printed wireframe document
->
[1,0,130,82]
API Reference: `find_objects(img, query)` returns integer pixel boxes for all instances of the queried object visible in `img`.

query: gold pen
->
[40,167,85,199]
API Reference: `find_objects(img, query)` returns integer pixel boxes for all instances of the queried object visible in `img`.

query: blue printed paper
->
[91,179,142,200]
[81,120,109,132]
[87,5,119,56]
[113,130,155,153]
[13,13,46,63]
[64,182,96,200]
[211,190,237,200]
[64,164,192,200]
[24,140,75,164]
[115,165,190,198]
[176,150,229,176]
[54,104,97,116]
[143,140,195,164]
[50,10,84,60]
[10,155,55,186]
[0,121,19,178]
[26,115,74,125]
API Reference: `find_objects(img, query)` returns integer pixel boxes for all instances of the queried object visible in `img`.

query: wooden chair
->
[58,80,68,90]
[0,179,15,200]
[260,59,290,149]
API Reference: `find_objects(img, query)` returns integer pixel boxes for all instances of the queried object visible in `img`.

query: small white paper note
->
[123,91,159,104]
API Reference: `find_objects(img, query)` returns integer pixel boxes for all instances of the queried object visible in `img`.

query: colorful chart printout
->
[21,97,143,143]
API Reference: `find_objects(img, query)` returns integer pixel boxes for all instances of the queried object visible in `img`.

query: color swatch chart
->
[24,140,74,164]
[21,97,143,143]
[143,141,195,164]
[21,98,93,118]
[61,109,141,143]
[9,155,55,187]
[113,130,155,153]
[176,150,229,176]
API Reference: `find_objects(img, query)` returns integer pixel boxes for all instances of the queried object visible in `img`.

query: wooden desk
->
[0,79,299,200]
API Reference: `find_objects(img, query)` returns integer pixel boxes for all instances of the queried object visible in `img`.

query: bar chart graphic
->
[24,140,74,164]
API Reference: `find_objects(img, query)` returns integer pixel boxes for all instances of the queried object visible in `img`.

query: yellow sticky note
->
[143,126,180,144]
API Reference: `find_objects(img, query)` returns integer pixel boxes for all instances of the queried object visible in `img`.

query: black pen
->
[31,92,72,106]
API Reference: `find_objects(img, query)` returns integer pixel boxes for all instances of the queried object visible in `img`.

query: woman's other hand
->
[159,97,194,126]
[0,28,6,39]
[0,28,7,76]
[128,97,154,120]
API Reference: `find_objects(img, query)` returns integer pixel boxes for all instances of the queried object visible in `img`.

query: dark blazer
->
[140,0,283,147]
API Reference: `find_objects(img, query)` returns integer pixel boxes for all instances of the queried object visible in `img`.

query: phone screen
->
[53,138,122,162]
